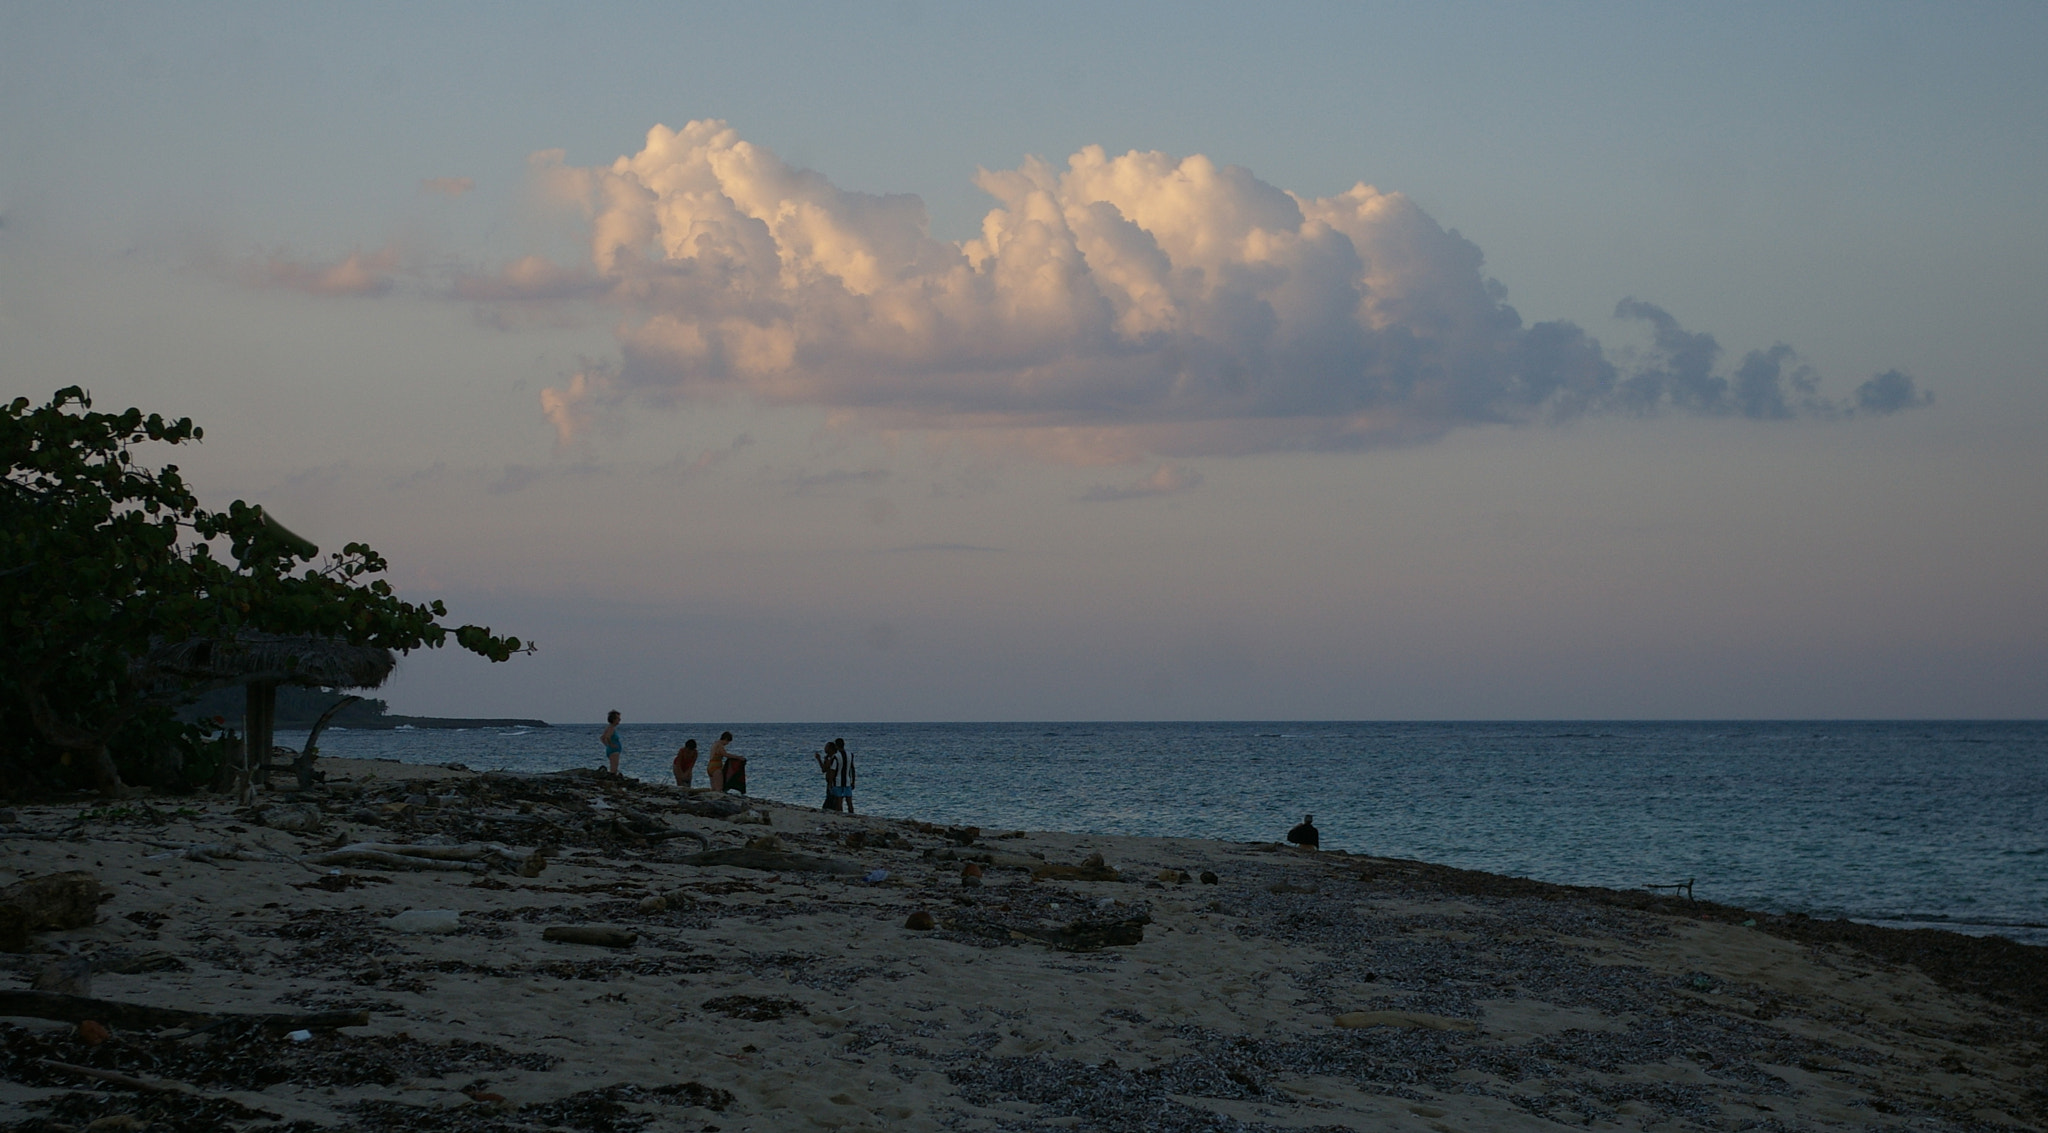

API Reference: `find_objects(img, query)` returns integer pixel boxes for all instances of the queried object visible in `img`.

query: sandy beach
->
[2,760,2043,1132]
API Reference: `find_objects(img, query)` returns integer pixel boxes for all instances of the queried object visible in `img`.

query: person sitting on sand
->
[600,710,623,775]
[707,731,731,791]
[1286,814,1319,850]
[673,738,699,789]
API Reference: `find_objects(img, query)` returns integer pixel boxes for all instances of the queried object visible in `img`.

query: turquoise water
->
[279,720,2048,946]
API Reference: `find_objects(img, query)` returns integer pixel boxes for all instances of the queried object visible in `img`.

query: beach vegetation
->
[1,387,529,798]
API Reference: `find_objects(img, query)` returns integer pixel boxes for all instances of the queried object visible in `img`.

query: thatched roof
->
[145,632,395,690]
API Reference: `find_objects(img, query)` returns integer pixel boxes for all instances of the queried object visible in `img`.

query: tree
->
[1,387,529,796]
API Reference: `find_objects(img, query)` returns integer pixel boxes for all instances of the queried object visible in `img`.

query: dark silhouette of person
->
[1286,814,1319,849]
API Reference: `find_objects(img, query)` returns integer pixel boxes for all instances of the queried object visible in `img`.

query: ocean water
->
[277,720,2048,946]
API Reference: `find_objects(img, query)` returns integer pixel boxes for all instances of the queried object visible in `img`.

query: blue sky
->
[4,3,2044,720]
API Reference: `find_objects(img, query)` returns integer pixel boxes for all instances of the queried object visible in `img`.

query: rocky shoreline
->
[2,760,2043,1131]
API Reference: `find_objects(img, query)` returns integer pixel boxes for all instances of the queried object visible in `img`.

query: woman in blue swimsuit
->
[601,710,622,775]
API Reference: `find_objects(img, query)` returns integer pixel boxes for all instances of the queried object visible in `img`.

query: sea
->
[276,719,2048,947]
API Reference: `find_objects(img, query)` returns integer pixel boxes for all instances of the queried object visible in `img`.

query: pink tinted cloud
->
[506,121,1927,456]
[250,246,400,297]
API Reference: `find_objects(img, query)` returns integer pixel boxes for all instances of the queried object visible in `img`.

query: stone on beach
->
[1,872,105,952]
[1031,852,1120,882]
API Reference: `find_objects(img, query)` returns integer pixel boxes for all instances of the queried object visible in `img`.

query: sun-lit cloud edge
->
[267,121,1935,464]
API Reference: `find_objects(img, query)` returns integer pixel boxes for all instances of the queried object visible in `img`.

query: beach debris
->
[701,993,806,1021]
[864,868,890,884]
[285,1029,314,1042]
[1200,870,1219,884]
[680,847,868,875]
[905,910,937,931]
[0,990,370,1034]
[90,947,186,975]
[253,802,324,832]
[743,833,784,851]
[386,909,460,934]
[310,841,532,873]
[1333,1009,1477,1031]
[1,871,104,951]
[75,1020,110,1046]
[962,864,985,887]
[542,925,637,948]
[924,846,1044,871]
[1031,852,1121,882]
[837,829,914,850]
[33,956,93,996]
[729,808,772,825]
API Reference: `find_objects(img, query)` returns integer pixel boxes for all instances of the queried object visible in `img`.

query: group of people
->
[596,711,855,812]
[601,713,747,791]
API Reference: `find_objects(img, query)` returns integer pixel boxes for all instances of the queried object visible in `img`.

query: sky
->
[3,2,2044,722]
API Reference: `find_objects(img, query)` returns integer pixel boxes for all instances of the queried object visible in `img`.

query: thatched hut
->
[147,633,395,786]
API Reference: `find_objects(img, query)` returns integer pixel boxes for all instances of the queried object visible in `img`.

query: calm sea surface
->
[277,720,2048,946]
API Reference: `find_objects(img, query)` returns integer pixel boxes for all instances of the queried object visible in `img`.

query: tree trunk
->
[245,680,276,793]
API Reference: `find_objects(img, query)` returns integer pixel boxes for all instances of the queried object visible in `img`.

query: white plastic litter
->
[864,869,888,884]
[286,1029,313,1042]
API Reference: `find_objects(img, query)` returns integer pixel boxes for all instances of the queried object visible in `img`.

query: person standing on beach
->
[830,736,855,814]
[814,740,841,811]
[600,710,623,775]
[708,731,734,792]
[814,739,855,813]
[673,738,699,789]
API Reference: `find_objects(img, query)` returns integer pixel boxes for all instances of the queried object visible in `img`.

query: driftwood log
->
[0,990,368,1034]
[308,842,534,873]
[35,1058,192,1094]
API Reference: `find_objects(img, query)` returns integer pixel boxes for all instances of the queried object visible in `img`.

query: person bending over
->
[673,738,699,789]
[708,731,732,792]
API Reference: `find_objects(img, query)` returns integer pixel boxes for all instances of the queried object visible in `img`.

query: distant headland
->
[179,685,550,731]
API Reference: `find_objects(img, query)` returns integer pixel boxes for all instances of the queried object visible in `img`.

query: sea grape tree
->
[1,387,529,795]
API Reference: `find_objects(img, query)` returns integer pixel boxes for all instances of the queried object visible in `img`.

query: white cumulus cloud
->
[497,121,1927,459]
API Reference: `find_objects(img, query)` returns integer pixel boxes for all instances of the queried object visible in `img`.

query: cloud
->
[453,255,607,302]
[790,467,889,492]
[1854,369,1934,415]
[538,369,610,447]
[250,245,399,297]
[422,177,476,197]
[508,121,1927,457]
[1080,464,1204,501]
